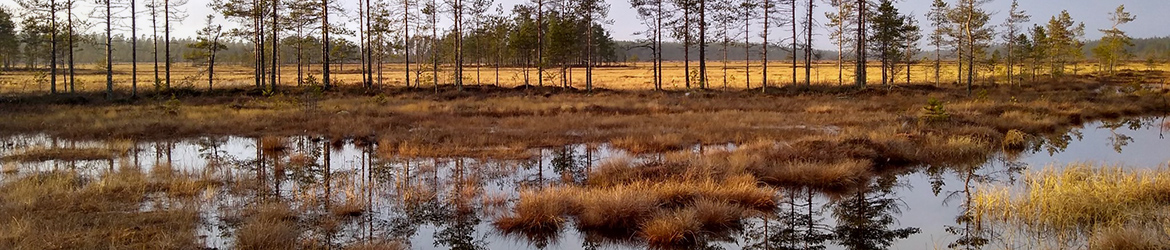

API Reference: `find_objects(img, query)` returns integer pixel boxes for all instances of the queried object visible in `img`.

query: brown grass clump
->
[0,171,201,249]
[2,147,115,162]
[574,185,662,231]
[236,203,302,250]
[236,219,301,250]
[1002,129,1031,150]
[330,200,368,218]
[1088,225,1170,250]
[495,172,777,247]
[689,199,746,231]
[804,104,837,114]
[259,136,290,152]
[924,136,991,166]
[641,208,701,247]
[493,187,580,236]
[749,160,872,191]
[610,134,691,154]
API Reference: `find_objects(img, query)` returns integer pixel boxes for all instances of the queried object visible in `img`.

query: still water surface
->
[1,117,1166,249]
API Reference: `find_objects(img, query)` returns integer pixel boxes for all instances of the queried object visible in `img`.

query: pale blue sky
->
[1,0,1166,49]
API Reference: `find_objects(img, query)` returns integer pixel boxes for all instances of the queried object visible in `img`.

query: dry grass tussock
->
[495,175,775,247]
[2,147,119,162]
[1088,224,1170,250]
[973,163,1170,248]
[0,170,203,249]
[234,203,303,250]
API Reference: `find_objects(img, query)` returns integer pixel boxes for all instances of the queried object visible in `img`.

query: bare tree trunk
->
[359,0,366,88]
[745,1,750,89]
[296,26,303,86]
[791,0,796,87]
[537,0,543,88]
[684,3,690,89]
[804,0,812,87]
[431,0,438,92]
[272,0,279,91]
[50,0,57,94]
[322,0,331,89]
[762,0,769,92]
[106,0,113,99]
[586,16,593,92]
[153,0,160,90]
[67,2,75,93]
[165,0,172,89]
[253,0,261,89]
[404,0,410,88]
[454,0,463,91]
[131,0,138,97]
[699,0,707,89]
[836,1,842,86]
[655,0,662,90]
[854,0,865,87]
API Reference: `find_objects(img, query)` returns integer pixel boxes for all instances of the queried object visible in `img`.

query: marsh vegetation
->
[1,67,1169,248]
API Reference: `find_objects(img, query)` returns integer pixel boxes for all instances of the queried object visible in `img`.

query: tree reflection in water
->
[831,175,920,250]
[5,118,1162,249]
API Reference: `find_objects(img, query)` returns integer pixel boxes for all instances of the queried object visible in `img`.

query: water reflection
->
[1,118,1168,249]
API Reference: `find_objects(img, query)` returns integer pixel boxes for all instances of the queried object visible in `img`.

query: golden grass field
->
[2,61,1166,94]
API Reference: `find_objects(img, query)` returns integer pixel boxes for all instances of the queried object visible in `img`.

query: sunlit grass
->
[973,163,1170,248]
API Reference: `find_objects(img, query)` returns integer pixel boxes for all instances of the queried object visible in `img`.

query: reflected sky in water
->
[1,118,1167,250]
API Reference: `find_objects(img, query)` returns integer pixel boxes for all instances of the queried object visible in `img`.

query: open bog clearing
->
[1,67,1170,249]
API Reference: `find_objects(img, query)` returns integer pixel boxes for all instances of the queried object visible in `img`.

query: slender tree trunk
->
[586,17,593,92]
[854,0,865,87]
[272,0,279,91]
[699,0,707,89]
[934,39,940,86]
[1007,34,1013,86]
[67,3,75,93]
[323,0,331,89]
[537,0,543,88]
[791,0,796,87]
[836,1,842,86]
[368,0,375,88]
[684,4,690,89]
[965,6,974,95]
[431,0,438,92]
[359,0,367,88]
[454,0,463,91]
[296,26,303,86]
[404,0,410,88]
[655,0,662,90]
[762,0,769,92]
[106,0,113,99]
[804,0,812,86]
[745,1,750,89]
[165,0,171,89]
[50,0,57,94]
[253,0,261,88]
[153,1,160,90]
[131,0,138,97]
[258,0,267,90]
[209,33,220,90]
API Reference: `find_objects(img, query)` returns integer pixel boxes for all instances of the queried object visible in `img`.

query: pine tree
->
[1093,5,1135,76]
[1002,0,1028,86]
[825,0,854,86]
[925,0,948,86]
[1045,10,1084,77]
